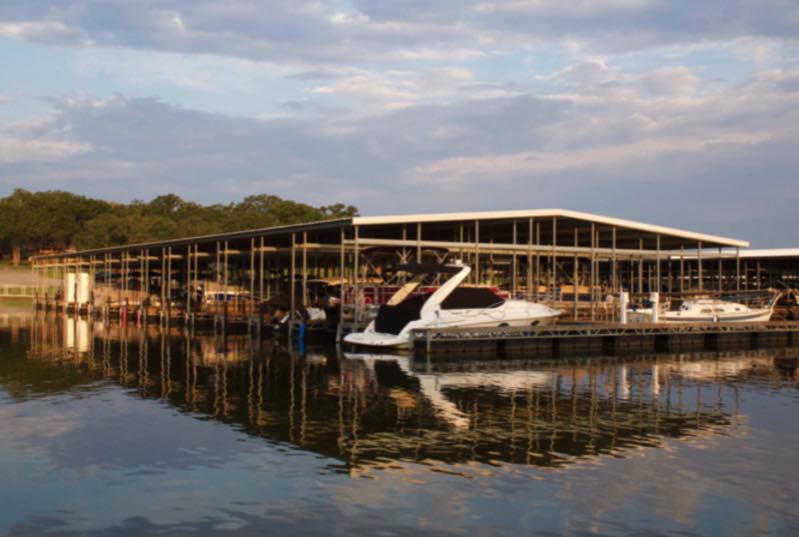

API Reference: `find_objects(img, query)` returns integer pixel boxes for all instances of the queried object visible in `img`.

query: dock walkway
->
[412,321,799,357]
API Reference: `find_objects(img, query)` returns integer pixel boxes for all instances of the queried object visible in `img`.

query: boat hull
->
[344,307,560,349]
[629,308,774,323]
[344,331,411,348]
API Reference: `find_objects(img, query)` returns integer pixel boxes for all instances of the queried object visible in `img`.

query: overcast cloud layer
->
[1,0,797,246]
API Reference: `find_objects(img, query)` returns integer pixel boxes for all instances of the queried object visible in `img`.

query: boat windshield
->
[374,268,459,335]
[385,270,452,306]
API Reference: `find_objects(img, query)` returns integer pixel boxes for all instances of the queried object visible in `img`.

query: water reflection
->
[10,314,796,475]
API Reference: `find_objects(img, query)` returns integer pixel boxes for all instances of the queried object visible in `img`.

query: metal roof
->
[354,209,748,248]
[736,248,799,259]
[32,217,352,260]
[33,208,748,261]
[674,248,799,260]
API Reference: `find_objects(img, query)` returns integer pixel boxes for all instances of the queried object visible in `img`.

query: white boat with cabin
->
[343,262,561,348]
[629,293,779,323]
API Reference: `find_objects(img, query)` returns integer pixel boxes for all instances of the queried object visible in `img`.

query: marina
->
[3,2,798,534]
[27,209,799,356]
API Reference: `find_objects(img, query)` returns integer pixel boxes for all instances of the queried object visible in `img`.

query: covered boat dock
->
[31,209,751,331]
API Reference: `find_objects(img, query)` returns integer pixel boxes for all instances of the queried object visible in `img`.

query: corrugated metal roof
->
[33,208,748,261]
[736,248,799,259]
[354,209,748,248]
[32,217,353,260]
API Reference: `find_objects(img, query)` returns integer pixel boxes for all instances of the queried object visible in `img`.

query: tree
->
[0,189,359,258]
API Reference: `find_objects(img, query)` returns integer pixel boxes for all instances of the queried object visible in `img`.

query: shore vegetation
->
[0,189,358,265]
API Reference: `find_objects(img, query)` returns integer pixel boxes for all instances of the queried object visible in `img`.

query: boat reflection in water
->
[21,314,797,475]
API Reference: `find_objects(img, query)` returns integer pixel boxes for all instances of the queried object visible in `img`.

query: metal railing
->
[0,285,36,298]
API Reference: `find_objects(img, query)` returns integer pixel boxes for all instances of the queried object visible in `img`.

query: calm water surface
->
[1,315,798,536]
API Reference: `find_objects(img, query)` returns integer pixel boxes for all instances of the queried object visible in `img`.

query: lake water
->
[1,315,798,536]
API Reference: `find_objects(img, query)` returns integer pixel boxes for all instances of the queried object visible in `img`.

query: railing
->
[0,285,36,298]
[0,285,61,299]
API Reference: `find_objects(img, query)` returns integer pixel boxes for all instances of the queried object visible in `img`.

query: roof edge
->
[353,209,748,248]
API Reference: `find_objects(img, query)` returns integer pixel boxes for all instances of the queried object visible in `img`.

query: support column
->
[535,221,541,300]
[756,260,761,289]
[338,228,345,337]
[138,251,144,316]
[550,217,557,300]
[736,247,741,292]
[416,222,422,263]
[290,233,296,335]
[352,226,359,327]
[638,238,644,295]
[259,237,265,302]
[573,226,579,320]
[698,241,703,291]
[88,255,96,316]
[250,238,256,319]
[590,223,596,321]
[743,260,749,290]
[611,226,617,293]
[223,241,229,324]
[474,220,480,284]
[526,217,533,301]
[679,246,685,293]
[195,244,201,319]
[160,248,167,322]
[144,249,150,324]
[167,246,173,324]
[186,244,192,323]
[512,219,518,298]
[302,231,308,309]
[656,234,661,294]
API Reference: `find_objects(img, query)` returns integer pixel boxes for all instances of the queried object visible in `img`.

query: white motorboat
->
[629,295,778,323]
[343,262,561,348]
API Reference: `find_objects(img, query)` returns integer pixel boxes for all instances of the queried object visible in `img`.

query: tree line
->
[0,189,358,265]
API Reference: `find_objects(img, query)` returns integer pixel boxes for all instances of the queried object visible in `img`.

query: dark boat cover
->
[440,287,504,309]
[374,294,428,334]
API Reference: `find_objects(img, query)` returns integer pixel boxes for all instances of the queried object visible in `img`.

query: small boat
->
[629,294,779,323]
[343,261,561,348]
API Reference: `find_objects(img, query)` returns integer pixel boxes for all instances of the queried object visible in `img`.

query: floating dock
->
[412,321,799,357]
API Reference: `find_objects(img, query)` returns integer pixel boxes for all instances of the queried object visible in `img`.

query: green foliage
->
[0,190,359,255]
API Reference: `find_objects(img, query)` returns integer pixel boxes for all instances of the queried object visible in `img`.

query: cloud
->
[300,66,521,115]
[0,137,92,163]
[0,1,796,65]
[0,20,74,41]
[1,60,796,245]
[638,66,701,96]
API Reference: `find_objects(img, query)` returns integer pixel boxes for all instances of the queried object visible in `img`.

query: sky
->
[0,1,797,247]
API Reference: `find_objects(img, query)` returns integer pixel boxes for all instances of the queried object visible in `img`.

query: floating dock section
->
[412,321,799,357]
